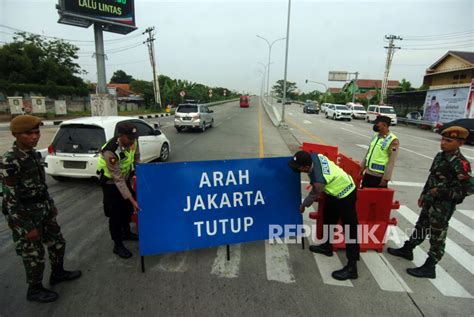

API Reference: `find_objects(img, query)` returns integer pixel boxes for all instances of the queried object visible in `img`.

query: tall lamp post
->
[256,35,285,102]
[305,79,328,104]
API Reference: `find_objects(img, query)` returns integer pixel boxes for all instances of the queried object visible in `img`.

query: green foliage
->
[272,79,298,99]
[110,70,134,84]
[400,78,412,92]
[0,32,87,96]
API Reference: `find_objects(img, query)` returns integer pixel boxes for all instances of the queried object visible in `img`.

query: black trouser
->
[102,184,134,244]
[361,173,387,188]
[323,190,360,262]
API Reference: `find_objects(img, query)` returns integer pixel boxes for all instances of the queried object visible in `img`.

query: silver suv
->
[174,104,214,132]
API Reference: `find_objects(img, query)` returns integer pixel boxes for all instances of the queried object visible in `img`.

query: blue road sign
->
[137,157,302,256]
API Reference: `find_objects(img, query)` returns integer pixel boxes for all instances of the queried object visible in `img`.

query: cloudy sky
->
[1,0,473,94]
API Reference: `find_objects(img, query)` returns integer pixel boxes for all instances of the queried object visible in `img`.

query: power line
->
[402,30,473,39]
[402,44,474,51]
[402,40,474,47]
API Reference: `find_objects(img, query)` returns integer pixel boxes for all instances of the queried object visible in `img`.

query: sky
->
[1,0,473,94]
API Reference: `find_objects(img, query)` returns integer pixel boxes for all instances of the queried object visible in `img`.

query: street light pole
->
[281,0,292,126]
[256,35,285,103]
[305,79,327,103]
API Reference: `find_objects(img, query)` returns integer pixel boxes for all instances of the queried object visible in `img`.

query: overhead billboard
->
[328,71,348,82]
[423,86,470,123]
[137,157,303,256]
[57,0,136,34]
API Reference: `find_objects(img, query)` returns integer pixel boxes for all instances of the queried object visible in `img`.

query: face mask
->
[373,124,380,132]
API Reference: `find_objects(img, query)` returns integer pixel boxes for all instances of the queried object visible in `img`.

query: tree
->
[110,70,134,84]
[272,79,298,99]
[400,78,412,92]
[130,80,154,105]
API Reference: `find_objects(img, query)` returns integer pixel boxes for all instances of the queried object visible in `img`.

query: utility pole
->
[381,34,402,104]
[351,72,359,104]
[144,27,162,109]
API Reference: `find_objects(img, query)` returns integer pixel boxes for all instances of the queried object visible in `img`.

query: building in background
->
[423,51,474,88]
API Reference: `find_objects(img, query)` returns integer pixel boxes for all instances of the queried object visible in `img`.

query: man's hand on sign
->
[130,198,140,213]
[299,204,306,213]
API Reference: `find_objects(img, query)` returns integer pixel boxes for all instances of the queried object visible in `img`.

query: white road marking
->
[312,253,353,287]
[211,244,241,278]
[361,251,412,292]
[389,181,425,187]
[303,120,312,125]
[356,144,369,150]
[152,252,188,272]
[288,112,294,116]
[318,120,326,124]
[457,209,474,220]
[397,205,474,274]
[265,241,296,283]
[340,122,354,127]
[449,217,474,242]
[391,226,473,299]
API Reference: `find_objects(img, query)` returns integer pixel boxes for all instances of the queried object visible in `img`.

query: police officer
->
[1,115,81,303]
[289,150,360,280]
[388,126,473,278]
[360,115,399,188]
[97,122,140,259]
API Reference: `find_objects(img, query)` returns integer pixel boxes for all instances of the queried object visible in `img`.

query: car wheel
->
[175,127,182,133]
[333,114,336,120]
[159,143,170,162]
[325,113,328,119]
[52,176,69,182]
[209,119,214,128]
[201,123,206,132]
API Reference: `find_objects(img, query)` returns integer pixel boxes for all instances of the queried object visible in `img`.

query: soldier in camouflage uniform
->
[1,115,81,303]
[388,126,474,278]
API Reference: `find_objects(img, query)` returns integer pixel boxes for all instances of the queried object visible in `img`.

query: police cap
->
[117,122,139,139]
[441,126,469,140]
[10,115,41,133]
[374,115,391,125]
[288,150,313,171]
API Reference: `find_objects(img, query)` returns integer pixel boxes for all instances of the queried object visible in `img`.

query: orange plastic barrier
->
[300,142,339,163]
[337,153,362,188]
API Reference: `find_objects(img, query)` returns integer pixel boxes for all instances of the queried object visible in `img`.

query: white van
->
[366,105,397,125]
[346,102,367,119]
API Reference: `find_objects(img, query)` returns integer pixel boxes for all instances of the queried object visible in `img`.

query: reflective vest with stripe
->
[365,132,398,174]
[96,137,137,179]
[315,154,355,199]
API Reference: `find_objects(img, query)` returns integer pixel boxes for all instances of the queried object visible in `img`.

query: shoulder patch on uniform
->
[462,160,469,173]
[109,157,117,165]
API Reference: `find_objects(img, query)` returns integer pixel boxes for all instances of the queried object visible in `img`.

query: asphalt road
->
[0,99,473,316]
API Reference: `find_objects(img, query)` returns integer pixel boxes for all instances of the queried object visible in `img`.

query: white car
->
[346,103,367,119]
[366,105,398,125]
[321,103,331,114]
[45,116,171,180]
[325,104,352,121]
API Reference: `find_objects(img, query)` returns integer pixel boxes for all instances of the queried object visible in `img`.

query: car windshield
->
[53,124,106,154]
[306,103,315,108]
[177,105,198,113]
[354,106,365,110]
[336,106,348,110]
[380,107,395,114]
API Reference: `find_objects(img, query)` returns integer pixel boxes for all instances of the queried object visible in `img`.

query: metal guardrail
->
[205,98,240,107]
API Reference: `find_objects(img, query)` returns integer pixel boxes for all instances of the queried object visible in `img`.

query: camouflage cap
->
[10,115,41,133]
[441,126,469,140]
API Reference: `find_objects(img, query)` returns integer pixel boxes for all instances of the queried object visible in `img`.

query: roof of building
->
[355,79,400,88]
[427,51,474,71]
[328,88,342,93]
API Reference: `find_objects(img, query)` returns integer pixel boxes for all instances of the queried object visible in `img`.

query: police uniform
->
[360,116,399,188]
[1,115,81,303]
[289,151,360,281]
[97,122,140,258]
[388,126,473,278]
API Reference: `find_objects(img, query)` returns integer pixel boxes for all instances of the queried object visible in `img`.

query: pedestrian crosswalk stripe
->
[448,217,474,242]
[397,205,474,274]
[361,251,412,292]
[392,226,473,299]
[211,245,241,278]
[312,253,353,287]
[457,209,474,220]
[265,241,296,284]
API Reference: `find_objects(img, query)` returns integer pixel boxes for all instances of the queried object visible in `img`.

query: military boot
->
[407,257,436,279]
[113,243,132,259]
[332,260,358,281]
[387,241,414,261]
[309,243,333,257]
[26,284,59,303]
[50,264,82,285]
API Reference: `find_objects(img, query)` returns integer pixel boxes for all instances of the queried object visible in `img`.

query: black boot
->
[387,241,414,261]
[113,243,132,259]
[26,284,59,303]
[407,257,436,279]
[309,243,333,257]
[122,232,139,241]
[50,264,82,286]
[332,261,358,280]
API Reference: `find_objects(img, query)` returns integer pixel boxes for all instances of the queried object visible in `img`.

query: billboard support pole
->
[226,244,231,261]
[141,256,146,273]
[94,23,107,94]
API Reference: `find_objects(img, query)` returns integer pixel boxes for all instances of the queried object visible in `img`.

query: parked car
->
[366,105,398,125]
[303,101,319,114]
[240,95,249,108]
[346,102,367,119]
[325,104,352,121]
[406,111,423,120]
[174,103,214,132]
[45,116,170,180]
[284,100,292,105]
[277,99,282,103]
[436,118,474,145]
